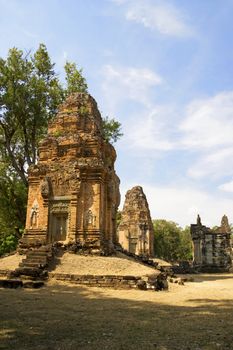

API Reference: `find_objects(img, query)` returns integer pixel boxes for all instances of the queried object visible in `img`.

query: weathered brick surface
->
[49,271,167,290]
[118,186,154,256]
[21,93,120,254]
[49,272,142,289]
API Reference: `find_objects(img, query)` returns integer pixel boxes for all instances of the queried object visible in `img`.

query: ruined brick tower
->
[118,186,154,256]
[21,93,120,254]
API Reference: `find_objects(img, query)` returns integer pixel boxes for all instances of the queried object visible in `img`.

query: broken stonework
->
[20,93,120,254]
[191,215,232,272]
[118,186,154,256]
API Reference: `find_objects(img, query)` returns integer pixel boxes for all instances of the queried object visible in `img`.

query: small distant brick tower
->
[118,186,154,256]
[20,93,120,254]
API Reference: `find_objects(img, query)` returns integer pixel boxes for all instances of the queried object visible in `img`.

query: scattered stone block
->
[23,281,44,288]
[137,280,147,290]
[0,279,23,289]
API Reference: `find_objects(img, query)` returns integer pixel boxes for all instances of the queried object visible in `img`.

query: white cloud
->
[180,91,233,179]
[180,91,233,150]
[114,0,193,38]
[219,179,233,193]
[101,67,233,181]
[22,30,39,39]
[101,64,162,111]
[100,63,177,154]
[120,182,233,227]
[187,147,233,179]
[126,107,174,151]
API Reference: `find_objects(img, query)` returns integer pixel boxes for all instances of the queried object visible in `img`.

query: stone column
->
[193,240,202,265]
[69,193,78,243]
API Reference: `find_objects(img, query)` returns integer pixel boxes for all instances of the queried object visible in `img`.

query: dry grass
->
[1,274,233,350]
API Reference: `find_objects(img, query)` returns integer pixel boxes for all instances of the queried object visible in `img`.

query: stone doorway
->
[50,214,68,242]
[129,237,137,254]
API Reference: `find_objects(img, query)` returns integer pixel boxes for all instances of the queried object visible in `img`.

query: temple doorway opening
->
[50,214,68,242]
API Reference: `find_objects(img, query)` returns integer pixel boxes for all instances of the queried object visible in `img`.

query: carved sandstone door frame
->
[48,199,70,242]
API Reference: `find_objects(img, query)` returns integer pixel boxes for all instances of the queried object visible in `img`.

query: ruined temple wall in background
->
[191,215,232,272]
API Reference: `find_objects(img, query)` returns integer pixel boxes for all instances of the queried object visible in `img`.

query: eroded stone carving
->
[118,186,154,256]
[30,200,39,229]
[86,210,96,227]
[40,176,50,198]
[50,202,69,214]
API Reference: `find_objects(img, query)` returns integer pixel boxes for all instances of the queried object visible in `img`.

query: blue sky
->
[1,0,233,227]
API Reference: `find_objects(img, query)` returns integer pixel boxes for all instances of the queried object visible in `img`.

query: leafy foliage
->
[0,166,27,229]
[64,61,88,95]
[0,163,26,256]
[153,219,193,262]
[0,44,63,185]
[0,233,18,256]
[103,117,123,143]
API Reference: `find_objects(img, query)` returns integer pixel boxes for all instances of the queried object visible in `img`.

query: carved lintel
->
[50,201,70,214]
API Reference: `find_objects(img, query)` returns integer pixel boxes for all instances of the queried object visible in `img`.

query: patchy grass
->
[1,275,233,350]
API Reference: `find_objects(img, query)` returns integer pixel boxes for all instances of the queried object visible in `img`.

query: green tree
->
[0,232,18,256]
[0,45,122,187]
[0,44,63,186]
[0,163,27,255]
[0,164,27,230]
[64,61,88,95]
[179,226,193,260]
[102,117,123,143]
[153,219,192,261]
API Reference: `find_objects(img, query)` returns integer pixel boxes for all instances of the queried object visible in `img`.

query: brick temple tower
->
[118,186,154,257]
[20,93,120,254]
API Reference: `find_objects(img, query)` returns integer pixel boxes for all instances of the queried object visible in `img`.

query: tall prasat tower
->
[20,93,120,254]
[118,186,154,257]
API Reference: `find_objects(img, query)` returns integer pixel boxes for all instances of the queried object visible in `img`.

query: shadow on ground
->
[1,283,233,350]
[180,273,233,283]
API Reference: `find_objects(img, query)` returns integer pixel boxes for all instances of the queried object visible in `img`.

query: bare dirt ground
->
[1,273,233,350]
[0,253,25,272]
[51,252,158,276]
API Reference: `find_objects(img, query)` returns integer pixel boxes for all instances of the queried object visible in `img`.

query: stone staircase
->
[10,245,54,280]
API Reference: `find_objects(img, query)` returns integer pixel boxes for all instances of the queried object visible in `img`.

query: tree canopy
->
[0,44,63,186]
[153,219,193,262]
